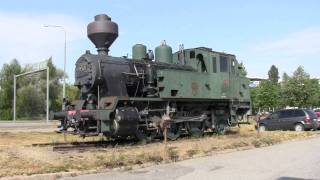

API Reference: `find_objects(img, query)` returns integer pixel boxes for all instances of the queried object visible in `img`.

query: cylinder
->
[112,107,139,137]
[132,44,147,60]
[51,111,66,120]
[155,41,173,63]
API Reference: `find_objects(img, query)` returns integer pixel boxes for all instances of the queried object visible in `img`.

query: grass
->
[0,132,105,146]
[0,124,319,178]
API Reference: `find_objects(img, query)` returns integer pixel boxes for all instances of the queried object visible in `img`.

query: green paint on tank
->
[132,44,146,59]
[158,47,250,103]
[155,41,172,63]
[157,69,229,99]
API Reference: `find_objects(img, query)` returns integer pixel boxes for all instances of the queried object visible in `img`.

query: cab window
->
[220,56,228,72]
[212,57,217,73]
[190,51,195,59]
[196,54,207,73]
[231,59,236,74]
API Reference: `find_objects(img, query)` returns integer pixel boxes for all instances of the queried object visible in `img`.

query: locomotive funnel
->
[87,14,118,54]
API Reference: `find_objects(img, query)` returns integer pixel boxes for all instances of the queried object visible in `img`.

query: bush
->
[0,109,12,120]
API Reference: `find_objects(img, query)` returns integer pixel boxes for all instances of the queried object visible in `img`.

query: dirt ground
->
[0,124,319,178]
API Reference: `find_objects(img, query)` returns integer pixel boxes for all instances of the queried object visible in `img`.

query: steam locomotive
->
[53,14,251,141]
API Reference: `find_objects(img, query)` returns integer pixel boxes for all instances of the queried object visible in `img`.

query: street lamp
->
[43,25,67,110]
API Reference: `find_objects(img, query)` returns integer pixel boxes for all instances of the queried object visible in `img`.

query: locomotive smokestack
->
[87,14,118,55]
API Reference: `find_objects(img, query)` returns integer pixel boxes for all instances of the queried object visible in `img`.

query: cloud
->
[0,11,87,66]
[240,28,320,78]
[253,28,320,56]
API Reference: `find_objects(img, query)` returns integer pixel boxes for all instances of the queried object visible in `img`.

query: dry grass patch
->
[0,124,319,178]
[0,132,105,147]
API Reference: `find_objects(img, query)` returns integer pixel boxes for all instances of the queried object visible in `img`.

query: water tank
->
[132,44,147,60]
[87,14,118,54]
[155,41,172,63]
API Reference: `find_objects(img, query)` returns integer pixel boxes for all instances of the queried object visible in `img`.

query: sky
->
[0,0,319,82]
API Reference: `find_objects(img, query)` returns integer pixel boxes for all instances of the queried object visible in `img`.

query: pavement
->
[61,136,320,180]
[0,121,58,132]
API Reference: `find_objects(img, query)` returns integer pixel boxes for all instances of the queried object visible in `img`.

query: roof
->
[182,47,236,56]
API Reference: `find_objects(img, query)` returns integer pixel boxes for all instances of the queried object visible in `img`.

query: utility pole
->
[43,25,67,110]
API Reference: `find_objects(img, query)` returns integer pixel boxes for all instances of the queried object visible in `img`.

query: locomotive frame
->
[53,14,251,141]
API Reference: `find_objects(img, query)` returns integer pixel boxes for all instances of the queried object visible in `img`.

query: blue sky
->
[0,0,319,82]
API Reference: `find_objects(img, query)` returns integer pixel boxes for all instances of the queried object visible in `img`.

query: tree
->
[282,72,289,83]
[249,87,260,114]
[268,65,279,84]
[66,84,80,102]
[26,57,65,117]
[0,57,66,120]
[46,57,65,112]
[277,72,290,107]
[251,66,320,113]
[0,59,22,120]
[314,82,320,107]
[281,66,318,108]
[238,62,247,77]
[254,80,281,112]
[16,84,45,119]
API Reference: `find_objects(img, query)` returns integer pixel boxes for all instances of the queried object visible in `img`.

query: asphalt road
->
[0,121,58,132]
[61,136,320,180]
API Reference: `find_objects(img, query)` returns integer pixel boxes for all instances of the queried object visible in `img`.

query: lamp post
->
[44,25,67,110]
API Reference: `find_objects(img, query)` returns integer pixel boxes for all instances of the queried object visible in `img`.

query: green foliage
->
[282,72,289,82]
[268,65,279,84]
[66,84,80,102]
[0,59,22,120]
[238,62,247,77]
[251,66,320,113]
[16,85,46,119]
[250,66,281,113]
[0,57,68,120]
[251,80,281,113]
[249,87,259,113]
[259,81,281,109]
[281,66,319,108]
[47,58,65,112]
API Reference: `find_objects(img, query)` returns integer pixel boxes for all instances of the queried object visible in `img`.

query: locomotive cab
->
[53,14,251,140]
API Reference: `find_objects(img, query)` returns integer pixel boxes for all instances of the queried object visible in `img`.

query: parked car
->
[314,109,320,117]
[258,109,319,132]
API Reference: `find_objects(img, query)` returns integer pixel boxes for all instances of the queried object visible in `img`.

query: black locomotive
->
[53,14,251,141]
